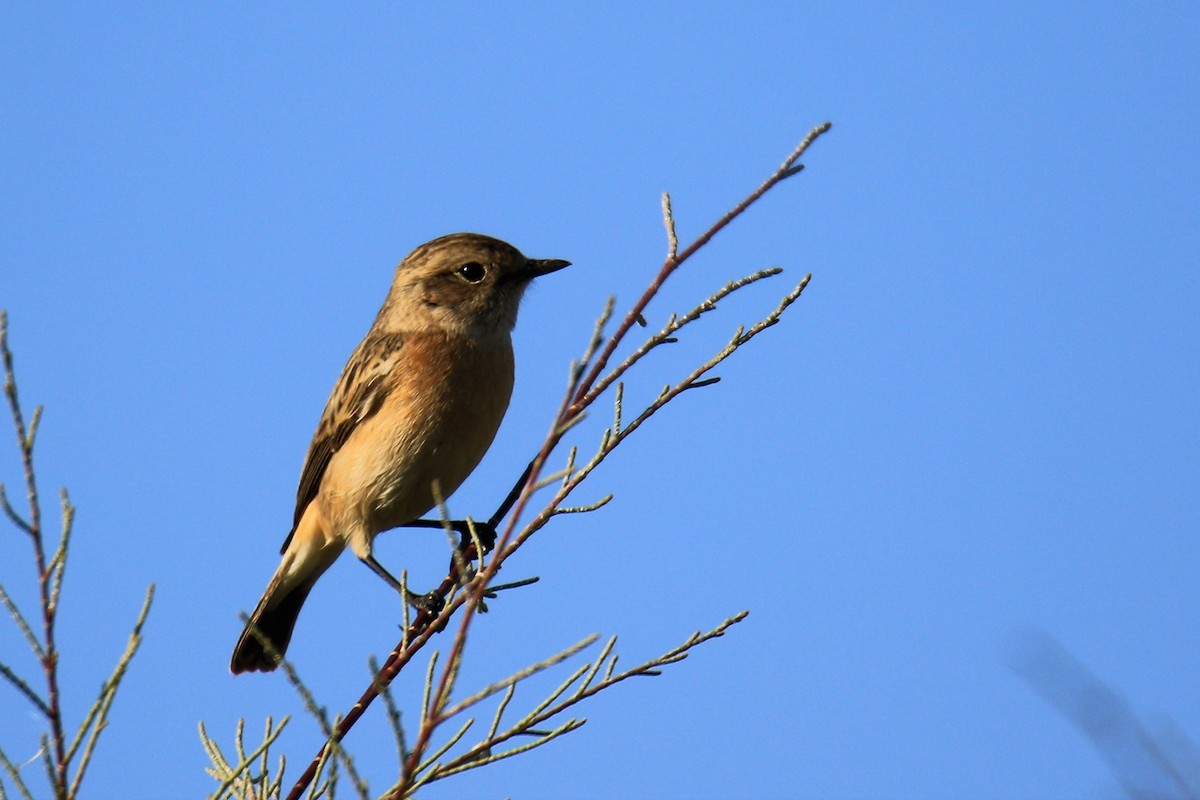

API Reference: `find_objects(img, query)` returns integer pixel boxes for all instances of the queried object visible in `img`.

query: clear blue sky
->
[2,4,1197,798]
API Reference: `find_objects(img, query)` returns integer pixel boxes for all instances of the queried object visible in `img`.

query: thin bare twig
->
[2,313,156,800]
[65,584,154,798]
[1,312,67,797]
[662,192,679,260]
[283,122,831,799]
[568,122,831,416]
[423,612,748,784]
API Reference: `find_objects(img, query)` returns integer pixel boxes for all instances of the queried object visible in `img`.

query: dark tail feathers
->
[229,578,315,674]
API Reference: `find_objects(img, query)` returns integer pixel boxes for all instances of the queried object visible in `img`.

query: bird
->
[230,233,570,674]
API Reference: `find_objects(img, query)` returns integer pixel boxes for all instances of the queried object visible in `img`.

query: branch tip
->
[281,121,828,797]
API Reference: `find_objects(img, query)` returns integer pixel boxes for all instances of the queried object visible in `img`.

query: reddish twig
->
[2,313,69,798]
[567,121,831,417]
[285,121,832,799]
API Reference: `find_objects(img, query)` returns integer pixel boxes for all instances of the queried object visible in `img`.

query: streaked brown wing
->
[279,331,405,553]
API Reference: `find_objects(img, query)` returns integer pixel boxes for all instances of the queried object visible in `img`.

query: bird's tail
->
[229,563,318,674]
[231,507,342,675]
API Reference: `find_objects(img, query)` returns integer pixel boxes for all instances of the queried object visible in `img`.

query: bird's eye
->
[456,262,487,283]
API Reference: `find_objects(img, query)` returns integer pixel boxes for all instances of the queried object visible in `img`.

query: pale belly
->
[318,333,515,554]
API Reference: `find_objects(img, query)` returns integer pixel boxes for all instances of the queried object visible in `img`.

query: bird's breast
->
[330,330,516,536]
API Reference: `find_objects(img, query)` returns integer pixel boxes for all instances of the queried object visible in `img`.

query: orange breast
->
[320,330,515,545]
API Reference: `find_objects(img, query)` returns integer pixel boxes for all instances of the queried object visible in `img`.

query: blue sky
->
[2,4,1197,798]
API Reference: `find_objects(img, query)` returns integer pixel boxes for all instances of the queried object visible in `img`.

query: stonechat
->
[230,233,569,673]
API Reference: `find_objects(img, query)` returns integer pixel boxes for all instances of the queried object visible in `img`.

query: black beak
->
[523,258,571,278]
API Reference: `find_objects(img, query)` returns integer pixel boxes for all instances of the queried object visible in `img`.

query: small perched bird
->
[230,233,569,674]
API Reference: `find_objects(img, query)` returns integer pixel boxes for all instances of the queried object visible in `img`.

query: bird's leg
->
[440,519,497,590]
[400,518,499,555]
[395,518,499,599]
[456,518,498,554]
[361,554,444,615]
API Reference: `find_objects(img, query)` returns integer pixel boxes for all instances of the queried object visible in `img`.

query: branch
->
[65,584,155,797]
[414,612,749,788]
[282,122,831,798]
[1,314,156,800]
[568,121,831,416]
[0,311,66,797]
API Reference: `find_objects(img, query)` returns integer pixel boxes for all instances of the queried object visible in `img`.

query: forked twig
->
[283,122,831,799]
[1,313,156,800]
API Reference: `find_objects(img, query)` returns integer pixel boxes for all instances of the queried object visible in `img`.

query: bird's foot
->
[405,588,445,616]
[453,519,497,555]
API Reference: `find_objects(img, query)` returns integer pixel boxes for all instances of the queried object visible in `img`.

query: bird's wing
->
[280,331,406,553]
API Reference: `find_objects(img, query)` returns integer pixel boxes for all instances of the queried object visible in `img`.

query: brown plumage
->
[231,233,569,673]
